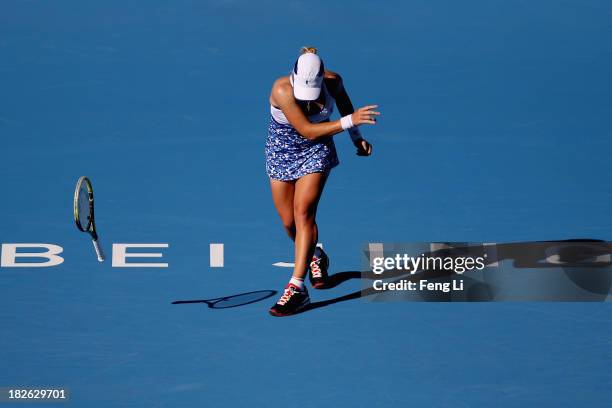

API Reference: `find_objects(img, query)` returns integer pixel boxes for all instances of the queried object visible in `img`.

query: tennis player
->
[267,47,379,316]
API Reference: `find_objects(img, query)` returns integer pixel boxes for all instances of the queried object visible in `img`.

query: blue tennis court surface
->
[1,1,612,406]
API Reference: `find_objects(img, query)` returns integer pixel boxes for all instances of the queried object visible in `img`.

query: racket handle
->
[92,238,105,262]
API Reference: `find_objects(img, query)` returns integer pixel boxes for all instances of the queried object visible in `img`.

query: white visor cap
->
[291,52,324,101]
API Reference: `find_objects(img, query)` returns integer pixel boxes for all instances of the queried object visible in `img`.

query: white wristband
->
[340,114,354,130]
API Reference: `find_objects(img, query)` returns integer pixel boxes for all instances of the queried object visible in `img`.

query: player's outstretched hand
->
[351,105,380,126]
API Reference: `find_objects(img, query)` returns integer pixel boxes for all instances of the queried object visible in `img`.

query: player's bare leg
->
[269,172,327,316]
[292,172,328,281]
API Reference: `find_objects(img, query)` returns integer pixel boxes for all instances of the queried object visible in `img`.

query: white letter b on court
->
[1,244,65,267]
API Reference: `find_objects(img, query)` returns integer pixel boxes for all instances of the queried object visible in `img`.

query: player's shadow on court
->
[318,271,362,289]
[303,239,612,313]
[304,269,422,312]
[303,269,406,312]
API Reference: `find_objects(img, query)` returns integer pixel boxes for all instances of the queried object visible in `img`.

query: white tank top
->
[270,82,335,125]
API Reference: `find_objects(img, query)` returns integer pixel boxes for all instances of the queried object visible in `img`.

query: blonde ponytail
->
[300,46,318,54]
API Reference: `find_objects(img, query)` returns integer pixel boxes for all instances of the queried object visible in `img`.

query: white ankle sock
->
[289,276,305,290]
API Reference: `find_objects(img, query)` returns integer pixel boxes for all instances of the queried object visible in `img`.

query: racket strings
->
[77,185,91,230]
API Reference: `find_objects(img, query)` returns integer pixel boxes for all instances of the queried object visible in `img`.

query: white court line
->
[272,243,323,268]
[272,262,294,268]
[210,243,224,267]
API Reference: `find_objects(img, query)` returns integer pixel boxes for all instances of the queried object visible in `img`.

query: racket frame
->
[73,176,105,262]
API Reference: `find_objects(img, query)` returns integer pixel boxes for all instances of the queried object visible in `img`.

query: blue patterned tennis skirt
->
[265,117,339,181]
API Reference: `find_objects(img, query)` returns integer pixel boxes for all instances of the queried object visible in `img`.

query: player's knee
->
[294,205,314,226]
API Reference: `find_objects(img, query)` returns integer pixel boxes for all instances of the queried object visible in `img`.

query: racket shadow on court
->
[172,290,277,309]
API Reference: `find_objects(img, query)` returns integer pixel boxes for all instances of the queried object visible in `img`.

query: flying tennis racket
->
[73,176,105,262]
